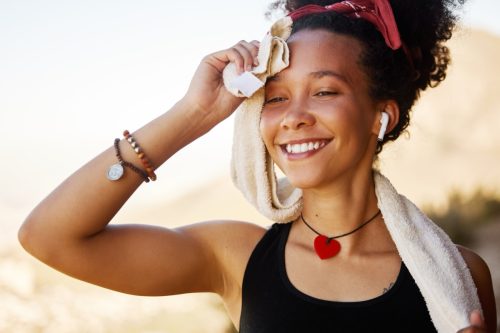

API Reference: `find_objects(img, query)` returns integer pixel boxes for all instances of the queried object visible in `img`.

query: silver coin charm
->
[107,163,124,181]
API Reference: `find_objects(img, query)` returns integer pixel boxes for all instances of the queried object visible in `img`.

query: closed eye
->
[264,96,287,104]
[315,91,338,97]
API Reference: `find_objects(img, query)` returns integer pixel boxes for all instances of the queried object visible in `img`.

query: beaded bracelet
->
[107,138,150,183]
[123,130,157,181]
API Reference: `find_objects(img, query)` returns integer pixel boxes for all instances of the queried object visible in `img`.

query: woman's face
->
[260,29,381,189]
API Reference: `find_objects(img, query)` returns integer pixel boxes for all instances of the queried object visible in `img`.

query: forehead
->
[272,29,368,87]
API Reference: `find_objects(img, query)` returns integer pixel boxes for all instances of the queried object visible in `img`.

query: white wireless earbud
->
[378,112,389,142]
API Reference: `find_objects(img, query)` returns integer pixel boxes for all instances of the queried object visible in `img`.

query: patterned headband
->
[289,0,407,55]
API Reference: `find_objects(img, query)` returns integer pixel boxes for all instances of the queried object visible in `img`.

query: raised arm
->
[18,40,261,297]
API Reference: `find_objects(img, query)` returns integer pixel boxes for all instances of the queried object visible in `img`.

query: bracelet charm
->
[107,138,150,183]
[107,163,124,181]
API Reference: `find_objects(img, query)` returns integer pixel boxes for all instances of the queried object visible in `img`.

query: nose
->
[280,99,316,130]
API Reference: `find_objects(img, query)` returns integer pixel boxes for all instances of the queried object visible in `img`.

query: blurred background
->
[1,0,499,332]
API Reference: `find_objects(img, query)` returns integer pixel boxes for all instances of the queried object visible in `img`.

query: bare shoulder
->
[456,245,497,332]
[456,245,491,280]
[177,220,269,323]
[178,220,269,288]
[177,219,268,251]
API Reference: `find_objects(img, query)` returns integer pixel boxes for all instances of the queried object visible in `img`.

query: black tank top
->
[239,223,437,333]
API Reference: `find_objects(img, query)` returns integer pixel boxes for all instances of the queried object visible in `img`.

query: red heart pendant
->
[314,235,341,260]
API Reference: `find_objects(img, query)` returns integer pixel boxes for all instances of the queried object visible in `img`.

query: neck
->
[300,168,380,244]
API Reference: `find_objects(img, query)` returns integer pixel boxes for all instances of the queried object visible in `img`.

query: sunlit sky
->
[1,0,499,230]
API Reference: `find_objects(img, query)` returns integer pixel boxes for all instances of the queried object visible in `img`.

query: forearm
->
[20,98,218,250]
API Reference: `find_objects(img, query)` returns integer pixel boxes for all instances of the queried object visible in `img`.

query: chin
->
[281,171,327,190]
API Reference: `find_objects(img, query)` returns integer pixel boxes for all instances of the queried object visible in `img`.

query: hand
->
[457,310,487,333]
[182,40,260,123]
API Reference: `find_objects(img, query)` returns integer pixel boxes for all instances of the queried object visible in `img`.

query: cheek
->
[259,110,287,171]
[313,102,355,136]
[324,99,372,134]
[259,109,281,147]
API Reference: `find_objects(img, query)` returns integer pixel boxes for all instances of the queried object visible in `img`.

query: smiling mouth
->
[280,139,332,155]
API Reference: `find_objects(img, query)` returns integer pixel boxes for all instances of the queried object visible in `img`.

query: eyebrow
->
[309,70,349,84]
[267,70,349,84]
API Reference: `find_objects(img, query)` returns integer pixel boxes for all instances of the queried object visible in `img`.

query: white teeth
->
[285,141,327,154]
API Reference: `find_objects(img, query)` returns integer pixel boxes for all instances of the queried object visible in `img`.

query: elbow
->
[17,221,28,250]
[18,211,52,262]
[18,213,39,256]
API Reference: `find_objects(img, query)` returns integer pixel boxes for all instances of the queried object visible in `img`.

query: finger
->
[232,42,257,72]
[250,40,261,47]
[208,47,245,74]
[238,40,260,67]
[457,327,486,333]
[456,311,487,333]
[241,40,261,66]
[458,328,487,333]
[469,310,486,328]
[206,40,260,74]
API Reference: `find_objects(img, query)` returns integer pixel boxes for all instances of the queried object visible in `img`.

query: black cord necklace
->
[300,209,381,260]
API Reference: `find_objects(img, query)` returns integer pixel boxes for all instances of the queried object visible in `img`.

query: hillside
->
[379,28,500,207]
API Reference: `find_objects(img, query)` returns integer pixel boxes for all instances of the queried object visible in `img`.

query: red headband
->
[289,0,402,50]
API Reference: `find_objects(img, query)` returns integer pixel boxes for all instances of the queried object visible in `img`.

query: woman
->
[19,0,496,332]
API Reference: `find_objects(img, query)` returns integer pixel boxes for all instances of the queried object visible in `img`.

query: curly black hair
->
[267,0,465,152]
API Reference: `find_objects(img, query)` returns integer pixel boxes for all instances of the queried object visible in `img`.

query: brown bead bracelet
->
[123,130,157,181]
[106,138,150,183]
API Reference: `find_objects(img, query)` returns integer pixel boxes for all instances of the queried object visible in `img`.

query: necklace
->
[301,209,381,260]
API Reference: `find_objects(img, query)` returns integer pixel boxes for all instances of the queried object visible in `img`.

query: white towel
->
[374,172,482,332]
[223,17,304,223]
[222,16,482,332]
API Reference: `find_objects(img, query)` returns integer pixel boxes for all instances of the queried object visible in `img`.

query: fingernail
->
[246,64,252,71]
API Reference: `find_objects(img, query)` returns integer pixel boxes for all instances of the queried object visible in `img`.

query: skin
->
[19,29,496,331]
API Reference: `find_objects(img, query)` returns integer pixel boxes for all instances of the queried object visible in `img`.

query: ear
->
[371,100,400,137]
